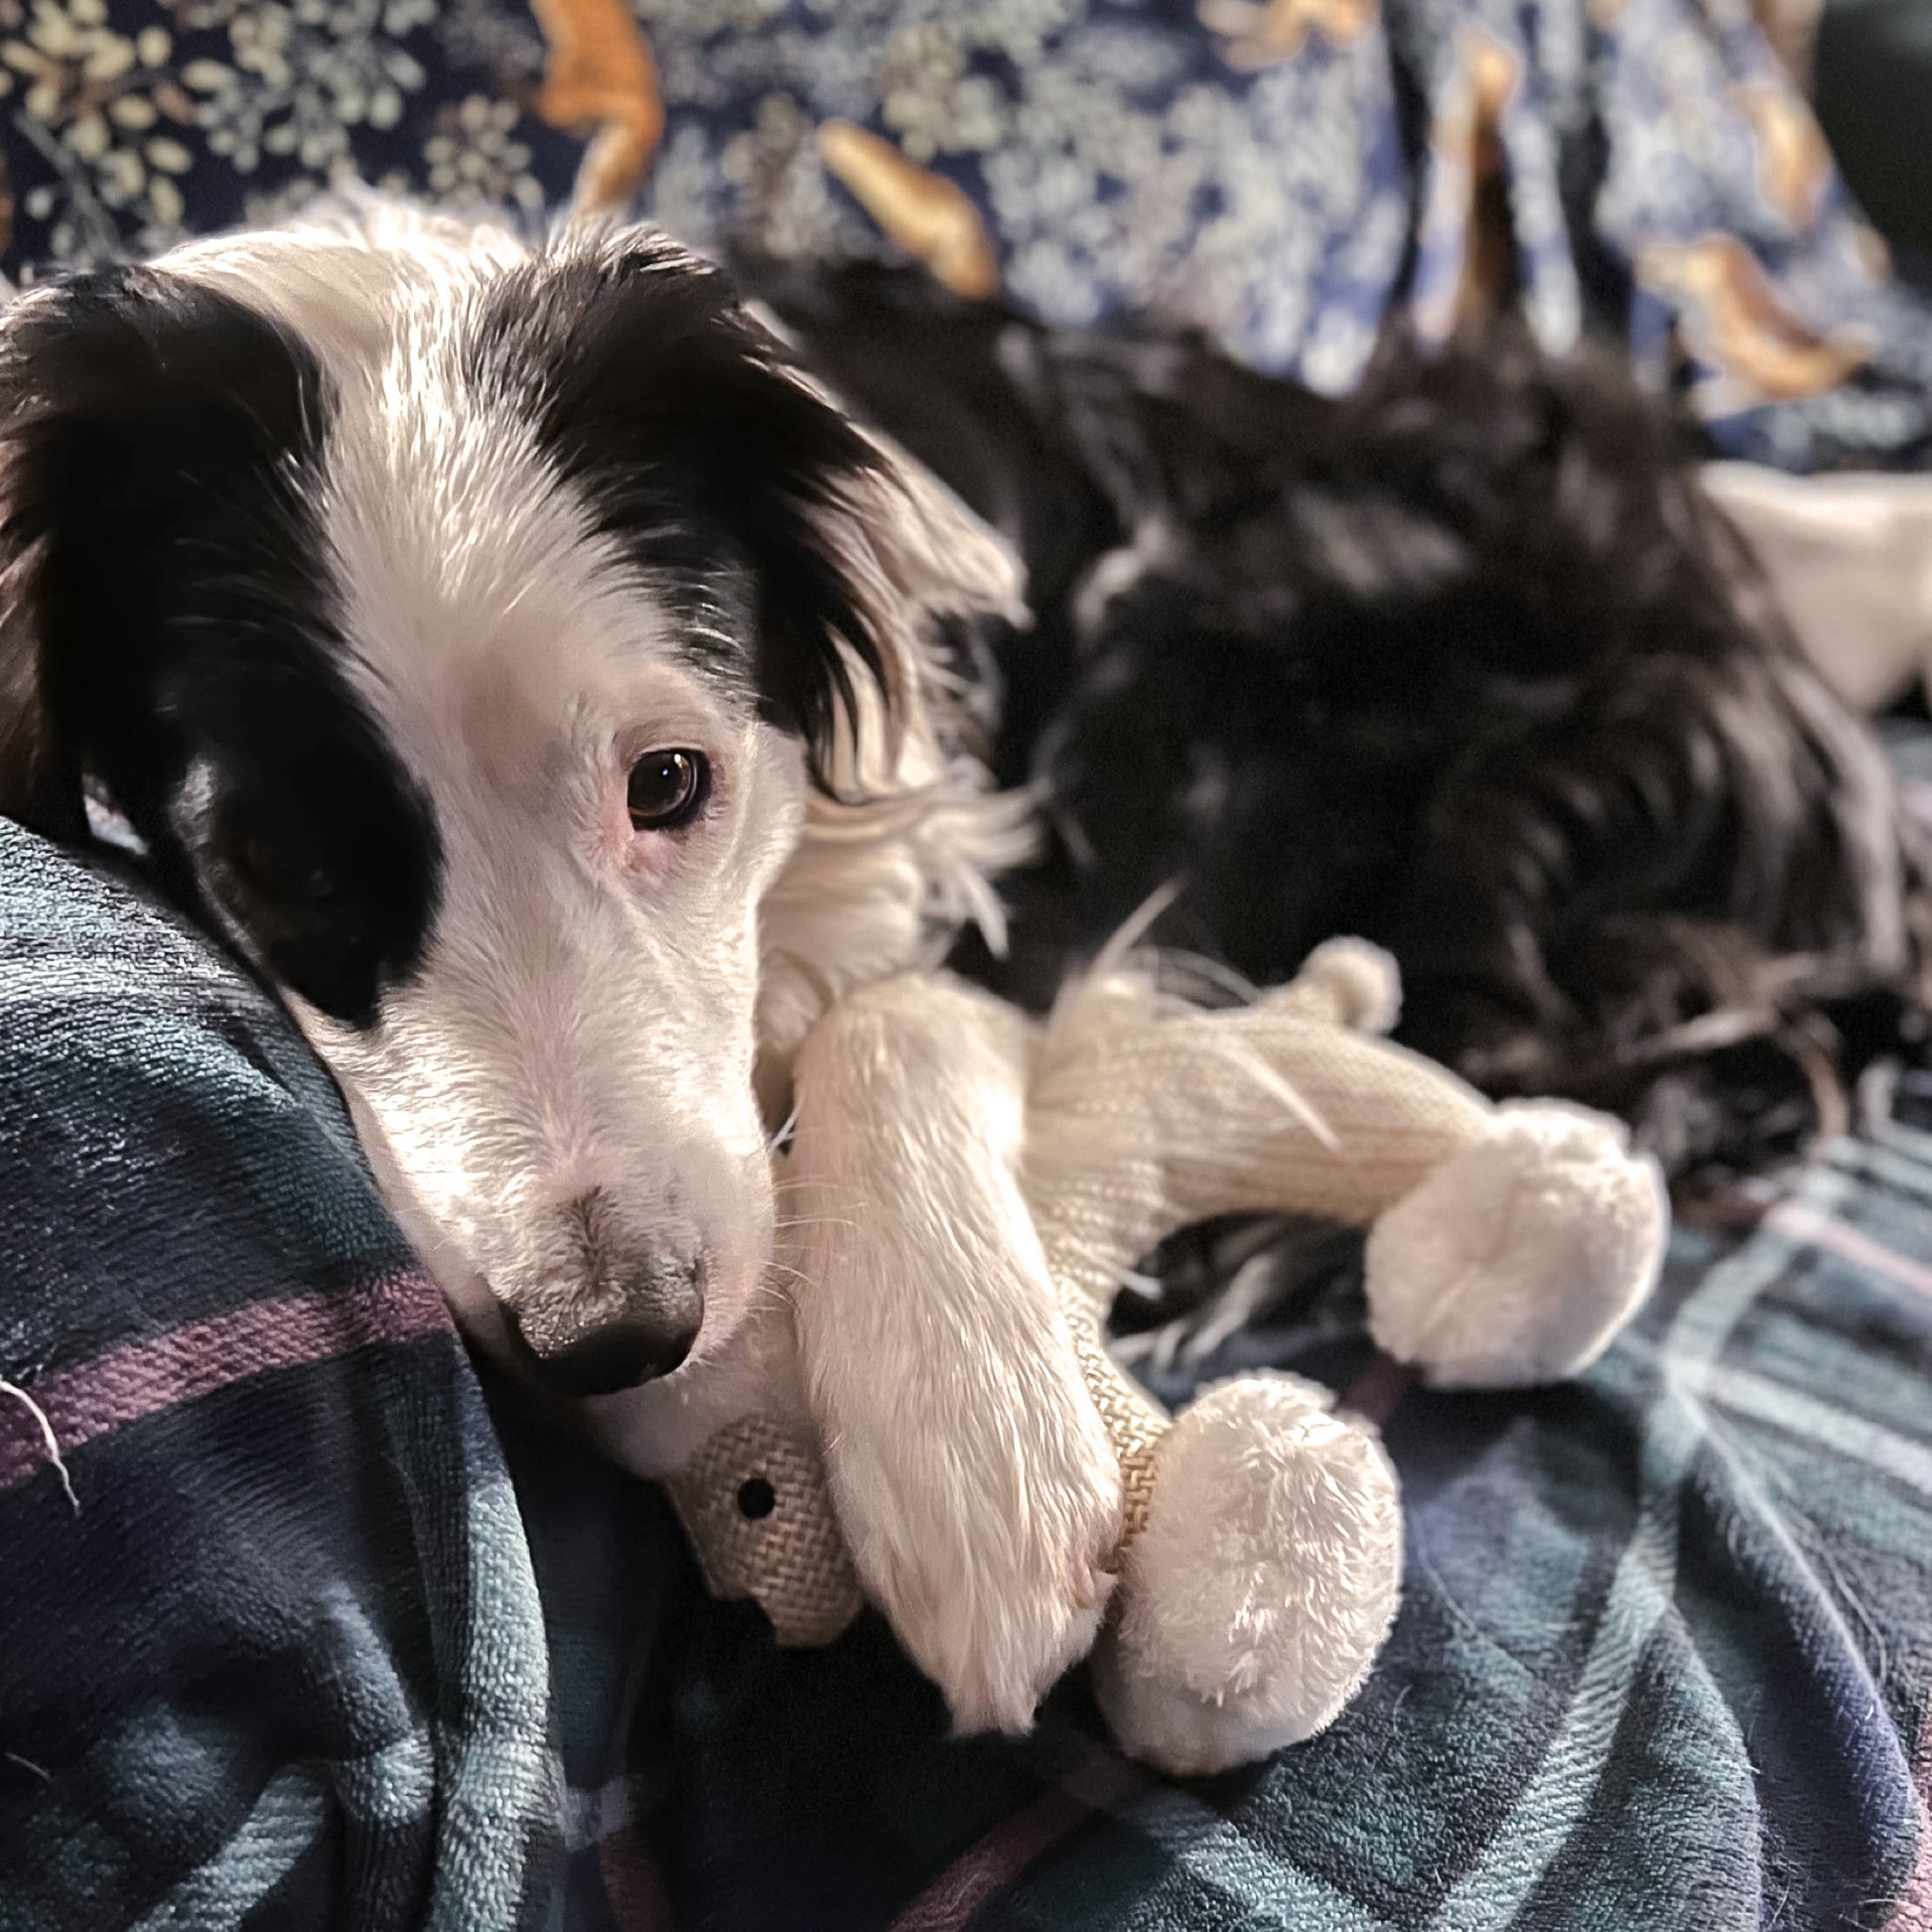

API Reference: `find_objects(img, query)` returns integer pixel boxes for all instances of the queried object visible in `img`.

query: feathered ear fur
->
[0,275,118,843]
[0,580,74,839]
[0,268,330,851]
[0,284,77,840]
[751,408,1036,1087]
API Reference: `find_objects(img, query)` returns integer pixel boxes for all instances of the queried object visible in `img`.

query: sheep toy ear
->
[663,1405,863,1648]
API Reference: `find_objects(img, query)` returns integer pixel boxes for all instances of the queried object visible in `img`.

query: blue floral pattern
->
[3,0,1929,468]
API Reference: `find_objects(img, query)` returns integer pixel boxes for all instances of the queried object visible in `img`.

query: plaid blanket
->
[3,811,1932,1930]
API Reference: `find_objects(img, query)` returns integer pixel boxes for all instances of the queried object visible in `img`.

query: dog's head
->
[0,205,1024,1398]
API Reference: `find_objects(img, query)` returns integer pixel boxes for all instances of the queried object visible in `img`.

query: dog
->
[744,258,1932,1183]
[2,204,1922,1735]
[0,201,1032,1407]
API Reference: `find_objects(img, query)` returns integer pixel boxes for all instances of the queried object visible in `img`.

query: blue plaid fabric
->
[4,809,1932,1928]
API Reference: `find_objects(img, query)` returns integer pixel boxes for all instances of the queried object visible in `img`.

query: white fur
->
[146,198,1026,1386]
[1365,1100,1669,1388]
[1092,1373,1401,1776]
[781,973,1123,1732]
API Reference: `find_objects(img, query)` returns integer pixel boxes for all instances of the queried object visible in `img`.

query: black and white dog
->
[746,258,1932,1184]
[3,203,1916,1734]
[0,203,1028,1401]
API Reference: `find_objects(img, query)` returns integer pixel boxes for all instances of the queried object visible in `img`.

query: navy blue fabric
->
[5,810,1932,1928]
[4,0,1932,468]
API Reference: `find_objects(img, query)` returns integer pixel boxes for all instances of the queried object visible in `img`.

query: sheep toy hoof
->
[1365,1099,1667,1389]
[1090,1374,1402,1777]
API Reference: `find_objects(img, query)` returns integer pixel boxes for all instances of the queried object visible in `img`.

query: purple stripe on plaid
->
[1886,1705,1932,1932]
[888,1747,1148,1932]
[1767,1202,1932,1300]
[0,1269,450,1496]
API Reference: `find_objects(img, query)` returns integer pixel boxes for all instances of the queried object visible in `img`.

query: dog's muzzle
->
[505,1194,707,1395]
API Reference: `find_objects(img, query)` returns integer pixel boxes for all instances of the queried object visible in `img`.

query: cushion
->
[3,0,1932,466]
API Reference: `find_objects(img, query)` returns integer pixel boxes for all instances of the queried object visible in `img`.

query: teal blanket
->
[4,815,1932,1928]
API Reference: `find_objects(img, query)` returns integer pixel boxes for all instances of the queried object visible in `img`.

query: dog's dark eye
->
[626,750,710,832]
[233,835,337,905]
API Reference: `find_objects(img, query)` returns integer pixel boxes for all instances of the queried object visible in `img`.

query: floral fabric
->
[0,1,1926,441]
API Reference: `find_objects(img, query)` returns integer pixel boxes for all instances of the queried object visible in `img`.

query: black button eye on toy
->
[737,1475,776,1520]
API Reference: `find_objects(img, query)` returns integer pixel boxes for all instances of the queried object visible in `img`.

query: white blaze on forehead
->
[158,198,532,382]
[316,332,683,799]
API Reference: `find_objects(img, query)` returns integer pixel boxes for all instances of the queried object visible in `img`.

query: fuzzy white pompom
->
[1091,1373,1402,1776]
[1295,937,1403,1035]
[1364,1100,1666,1388]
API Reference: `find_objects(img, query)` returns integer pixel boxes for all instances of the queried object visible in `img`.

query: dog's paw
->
[1364,1100,1667,1388]
[823,1333,1124,1733]
[782,971,1123,1730]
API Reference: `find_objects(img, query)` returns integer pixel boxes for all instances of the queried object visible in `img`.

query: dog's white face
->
[306,437,812,1389]
[0,206,1019,1399]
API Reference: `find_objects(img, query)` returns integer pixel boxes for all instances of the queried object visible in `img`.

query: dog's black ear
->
[0,268,328,844]
[480,235,1020,790]
[0,573,78,839]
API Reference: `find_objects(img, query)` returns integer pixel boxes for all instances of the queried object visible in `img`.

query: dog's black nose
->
[538,1314,697,1396]
[509,1228,707,1398]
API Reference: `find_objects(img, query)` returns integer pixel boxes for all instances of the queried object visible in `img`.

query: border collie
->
[0,202,1028,1399]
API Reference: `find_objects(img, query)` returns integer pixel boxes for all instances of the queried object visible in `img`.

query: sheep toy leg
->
[1365,1100,1668,1389]
[1090,1374,1402,1778]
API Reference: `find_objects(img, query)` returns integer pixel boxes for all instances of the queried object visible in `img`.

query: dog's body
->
[747,260,1932,1182]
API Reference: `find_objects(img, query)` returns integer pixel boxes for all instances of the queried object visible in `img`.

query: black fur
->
[473,240,896,788]
[0,269,444,1029]
[745,258,1932,1181]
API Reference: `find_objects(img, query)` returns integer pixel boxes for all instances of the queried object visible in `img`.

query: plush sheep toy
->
[592,940,1667,1776]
